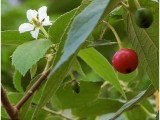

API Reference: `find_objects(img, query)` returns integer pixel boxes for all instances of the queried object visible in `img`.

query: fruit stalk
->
[134,0,141,8]
[102,20,123,49]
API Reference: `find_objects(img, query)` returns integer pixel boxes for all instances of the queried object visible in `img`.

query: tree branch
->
[15,68,51,110]
[1,85,19,120]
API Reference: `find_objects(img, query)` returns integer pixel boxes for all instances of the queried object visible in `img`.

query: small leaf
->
[78,48,126,98]
[1,30,44,45]
[12,39,52,76]
[13,70,23,93]
[109,85,155,120]
[30,64,37,79]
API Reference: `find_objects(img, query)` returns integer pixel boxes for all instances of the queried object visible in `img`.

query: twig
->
[102,20,123,49]
[120,1,129,10]
[15,68,51,110]
[134,0,141,8]
[43,107,75,120]
[1,85,19,120]
[140,104,156,118]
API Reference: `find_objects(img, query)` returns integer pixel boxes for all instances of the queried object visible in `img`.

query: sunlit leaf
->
[78,48,126,98]
[124,0,159,89]
[12,39,52,76]
[13,70,23,93]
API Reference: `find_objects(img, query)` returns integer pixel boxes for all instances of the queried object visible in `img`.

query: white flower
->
[19,6,52,39]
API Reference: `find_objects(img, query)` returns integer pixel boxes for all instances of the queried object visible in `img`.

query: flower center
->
[32,18,41,27]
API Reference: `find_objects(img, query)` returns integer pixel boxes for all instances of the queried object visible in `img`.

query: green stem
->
[102,20,123,49]
[120,1,129,11]
[43,53,54,74]
[140,105,156,118]
[134,0,141,8]
[43,107,75,120]
[40,26,49,38]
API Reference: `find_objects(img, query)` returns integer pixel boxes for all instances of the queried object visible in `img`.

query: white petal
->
[30,28,39,39]
[19,23,34,33]
[27,9,38,22]
[38,6,47,22]
[42,16,52,26]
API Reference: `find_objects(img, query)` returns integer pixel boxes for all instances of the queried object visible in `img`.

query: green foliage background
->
[1,0,159,120]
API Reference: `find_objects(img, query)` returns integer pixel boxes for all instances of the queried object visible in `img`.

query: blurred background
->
[1,0,151,94]
[1,0,157,120]
[1,0,82,91]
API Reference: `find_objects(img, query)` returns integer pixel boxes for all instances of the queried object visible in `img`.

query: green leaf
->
[13,70,23,93]
[109,85,155,120]
[12,39,52,76]
[72,98,124,117]
[124,0,159,89]
[78,48,126,98]
[1,30,44,45]
[52,81,102,109]
[32,9,79,118]
[21,108,48,120]
[49,9,77,43]
[124,106,146,120]
[8,92,23,104]
[32,0,119,118]
[52,0,112,72]
[1,107,9,119]
[30,64,37,79]
[72,58,86,77]
[118,69,138,82]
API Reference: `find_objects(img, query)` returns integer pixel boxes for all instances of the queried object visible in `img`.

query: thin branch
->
[102,20,123,49]
[140,104,156,118]
[120,1,129,11]
[1,85,19,120]
[134,0,141,8]
[43,107,76,120]
[15,68,51,110]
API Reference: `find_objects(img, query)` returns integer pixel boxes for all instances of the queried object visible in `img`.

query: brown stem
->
[1,86,19,120]
[15,68,51,110]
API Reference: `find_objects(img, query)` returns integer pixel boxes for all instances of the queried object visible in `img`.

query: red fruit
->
[112,48,138,74]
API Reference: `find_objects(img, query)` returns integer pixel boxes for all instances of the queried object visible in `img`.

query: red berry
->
[112,48,138,74]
